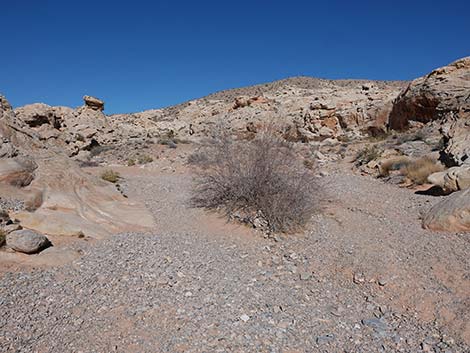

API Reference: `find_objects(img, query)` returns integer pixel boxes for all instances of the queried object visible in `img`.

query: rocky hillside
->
[114,77,405,144]
[0,57,469,251]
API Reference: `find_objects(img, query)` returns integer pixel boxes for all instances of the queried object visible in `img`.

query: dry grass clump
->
[355,145,382,166]
[401,157,444,185]
[0,229,6,247]
[137,155,153,164]
[378,156,411,177]
[101,169,120,183]
[189,131,319,233]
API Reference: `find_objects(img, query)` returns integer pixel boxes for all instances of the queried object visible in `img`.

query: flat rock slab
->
[6,229,50,254]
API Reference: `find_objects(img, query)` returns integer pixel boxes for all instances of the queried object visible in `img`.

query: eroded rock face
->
[6,229,50,254]
[389,57,470,130]
[439,110,470,167]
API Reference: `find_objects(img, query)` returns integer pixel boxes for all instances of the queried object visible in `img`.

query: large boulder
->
[423,188,470,232]
[6,229,50,254]
[83,95,104,111]
[389,57,470,130]
[428,165,470,192]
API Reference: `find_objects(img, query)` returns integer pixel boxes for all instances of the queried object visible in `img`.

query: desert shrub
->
[411,130,427,141]
[89,143,113,158]
[401,157,444,185]
[158,138,177,148]
[127,158,136,166]
[79,160,100,168]
[189,131,319,233]
[137,155,153,164]
[303,158,315,170]
[101,170,120,183]
[378,156,411,177]
[395,129,428,145]
[355,145,382,166]
[0,229,6,247]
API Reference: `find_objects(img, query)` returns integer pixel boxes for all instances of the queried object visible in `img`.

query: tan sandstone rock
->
[6,229,50,254]
[428,165,470,192]
[83,95,104,111]
[423,188,470,232]
[389,57,470,130]
[0,94,155,240]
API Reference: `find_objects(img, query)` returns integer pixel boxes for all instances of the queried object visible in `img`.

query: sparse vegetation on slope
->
[189,130,319,232]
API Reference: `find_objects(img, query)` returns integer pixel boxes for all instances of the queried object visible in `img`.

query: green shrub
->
[101,170,120,183]
[137,155,153,164]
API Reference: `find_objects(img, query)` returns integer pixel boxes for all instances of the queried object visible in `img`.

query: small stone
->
[299,272,311,281]
[378,277,388,286]
[316,334,335,345]
[353,272,365,284]
[184,291,193,297]
[361,318,389,332]
[421,342,433,352]
[240,314,250,322]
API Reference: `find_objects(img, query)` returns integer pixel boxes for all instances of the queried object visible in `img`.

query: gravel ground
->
[0,196,25,212]
[1,162,469,352]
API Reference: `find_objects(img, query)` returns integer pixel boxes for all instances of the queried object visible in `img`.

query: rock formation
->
[0,94,155,244]
[83,95,104,111]
[389,57,470,130]
[385,57,470,231]
[123,78,405,144]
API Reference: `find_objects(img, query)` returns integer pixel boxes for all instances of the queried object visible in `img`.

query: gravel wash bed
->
[1,169,468,352]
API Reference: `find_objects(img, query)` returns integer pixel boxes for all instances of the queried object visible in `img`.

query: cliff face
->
[389,57,470,130]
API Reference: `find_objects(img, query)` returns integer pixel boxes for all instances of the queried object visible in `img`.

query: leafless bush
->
[189,130,319,233]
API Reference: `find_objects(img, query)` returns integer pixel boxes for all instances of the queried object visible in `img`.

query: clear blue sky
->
[1,1,469,114]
